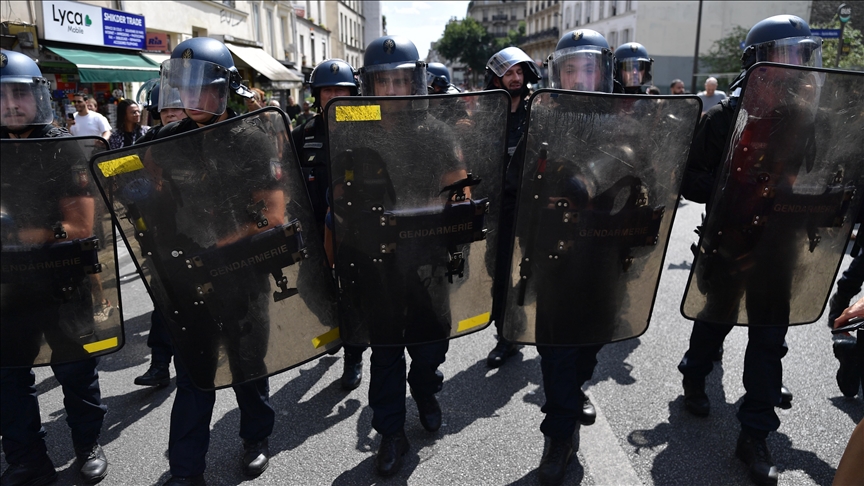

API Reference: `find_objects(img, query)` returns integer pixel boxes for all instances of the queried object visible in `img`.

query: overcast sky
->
[381,1,472,60]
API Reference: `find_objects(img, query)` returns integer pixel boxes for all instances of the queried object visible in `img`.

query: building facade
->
[467,0,527,39]
[521,0,562,65]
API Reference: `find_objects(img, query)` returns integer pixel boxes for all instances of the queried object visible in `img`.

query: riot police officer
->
[148,37,275,485]
[1,48,109,485]
[614,42,654,95]
[426,62,460,94]
[344,35,453,477]
[290,59,366,391]
[677,15,823,486]
[483,46,541,369]
[523,30,617,486]
[132,78,186,388]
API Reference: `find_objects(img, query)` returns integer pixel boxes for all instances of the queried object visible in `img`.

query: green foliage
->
[701,25,749,75]
[435,17,497,84]
[811,20,864,69]
[495,21,526,50]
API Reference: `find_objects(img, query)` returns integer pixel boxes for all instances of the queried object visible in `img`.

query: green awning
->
[45,46,159,83]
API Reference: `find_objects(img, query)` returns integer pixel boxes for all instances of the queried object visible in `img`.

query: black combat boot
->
[682,376,710,417]
[241,439,269,477]
[134,362,170,387]
[537,434,575,486]
[340,351,363,390]
[778,385,793,409]
[487,337,520,368]
[735,430,778,486]
[578,390,596,426]
[0,454,56,486]
[74,443,108,484]
[411,390,442,432]
[375,430,409,476]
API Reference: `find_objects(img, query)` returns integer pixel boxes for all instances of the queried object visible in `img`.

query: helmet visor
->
[755,36,822,68]
[487,47,533,78]
[160,58,230,115]
[616,59,653,87]
[549,46,614,93]
[0,79,53,128]
[360,62,426,96]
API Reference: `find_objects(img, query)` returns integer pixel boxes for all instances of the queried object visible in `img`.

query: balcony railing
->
[523,27,559,44]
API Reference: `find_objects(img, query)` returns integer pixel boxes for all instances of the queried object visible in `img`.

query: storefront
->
[39,0,157,126]
[222,38,303,113]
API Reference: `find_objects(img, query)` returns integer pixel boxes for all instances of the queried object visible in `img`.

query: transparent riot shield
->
[325,91,510,346]
[90,108,340,390]
[681,63,864,326]
[2,136,123,367]
[504,90,702,346]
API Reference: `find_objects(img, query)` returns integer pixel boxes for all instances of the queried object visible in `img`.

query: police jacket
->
[291,115,329,236]
[680,97,736,207]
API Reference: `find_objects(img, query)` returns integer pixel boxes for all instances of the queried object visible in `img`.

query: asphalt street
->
[4,198,862,486]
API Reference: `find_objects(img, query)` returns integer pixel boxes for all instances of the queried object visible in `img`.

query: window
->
[300,34,305,55]
[322,41,326,60]
[612,1,617,16]
[252,4,261,42]
[622,28,631,43]
[565,6,571,29]
[608,31,617,48]
[267,9,275,55]
[575,4,582,26]
[625,0,632,12]
[598,1,604,20]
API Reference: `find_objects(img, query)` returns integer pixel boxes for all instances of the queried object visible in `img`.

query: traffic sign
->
[839,3,852,23]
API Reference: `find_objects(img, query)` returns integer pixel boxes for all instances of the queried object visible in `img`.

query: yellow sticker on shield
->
[457,312,491,332]
[335,105,382,122]
[97,155,144,177]
[312,327,340,348]
[83,337,119,353]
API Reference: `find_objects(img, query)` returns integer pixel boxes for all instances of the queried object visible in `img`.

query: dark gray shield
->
[682,63,864,326]
[504,90,701,346]
[325,91,509,346]
[89,108,339,390]
[2,136,123,367]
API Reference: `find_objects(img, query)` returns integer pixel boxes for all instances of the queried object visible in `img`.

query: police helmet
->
[484,47,541,90]
[547,29,614,93]
[426,62,452,92]
[160,37,253,116]
[359,35,426,96]
[1,49,54,128]
[614,43,653,88]
[741,15,822,69]
[309,59,358,109]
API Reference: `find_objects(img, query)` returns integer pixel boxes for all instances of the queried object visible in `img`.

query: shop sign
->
[42,0,146,50]
[145,32,169,53]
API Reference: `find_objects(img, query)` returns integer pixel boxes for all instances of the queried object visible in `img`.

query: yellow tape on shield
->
[335,105,381,122]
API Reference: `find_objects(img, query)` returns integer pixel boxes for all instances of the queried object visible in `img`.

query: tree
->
[811,19,864,69]
[495,21,526,50]
[435,17,497,86]
[701,26,749,76]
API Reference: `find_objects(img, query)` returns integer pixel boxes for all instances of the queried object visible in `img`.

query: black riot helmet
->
[614,42,653,90]
[484,47,540,91]
[309,59,358,110]
[359,35,427,96]
[160,37,253,117]
[741,15,822,70]
[1,49,54,130]
[547,29,614,93]
[427,62,451,92]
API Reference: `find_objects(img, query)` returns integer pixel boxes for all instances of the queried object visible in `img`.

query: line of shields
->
[2,64,861,391]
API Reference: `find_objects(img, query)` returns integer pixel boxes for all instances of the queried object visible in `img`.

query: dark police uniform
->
[677,97,789,439]
[146,110,276,477]
[1,124,107,467]
[329,111,461,436]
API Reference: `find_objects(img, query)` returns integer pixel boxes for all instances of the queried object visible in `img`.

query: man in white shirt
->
[696,77,727,115]
[69,93,111,139]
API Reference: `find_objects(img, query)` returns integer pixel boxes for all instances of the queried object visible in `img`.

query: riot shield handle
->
[247,200,270,228]
[440,173,482,202]
[272,268,299,302]
[445,247,465,283]
[517,143,549,306]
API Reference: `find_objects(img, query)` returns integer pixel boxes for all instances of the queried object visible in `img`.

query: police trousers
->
[538,344,603,439]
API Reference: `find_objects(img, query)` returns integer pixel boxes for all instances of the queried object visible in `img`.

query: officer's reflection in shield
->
[1,87,100,367]
[528,143,652,344]
[128,115,284,388]
[696,67,821,325]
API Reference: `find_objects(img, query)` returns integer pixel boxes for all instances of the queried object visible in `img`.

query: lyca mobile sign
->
[42,0,146,50]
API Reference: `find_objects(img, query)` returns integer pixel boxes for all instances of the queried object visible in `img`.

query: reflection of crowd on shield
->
[5,9,864,486]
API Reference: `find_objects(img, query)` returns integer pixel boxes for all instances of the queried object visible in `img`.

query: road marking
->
[580,391,642,485]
